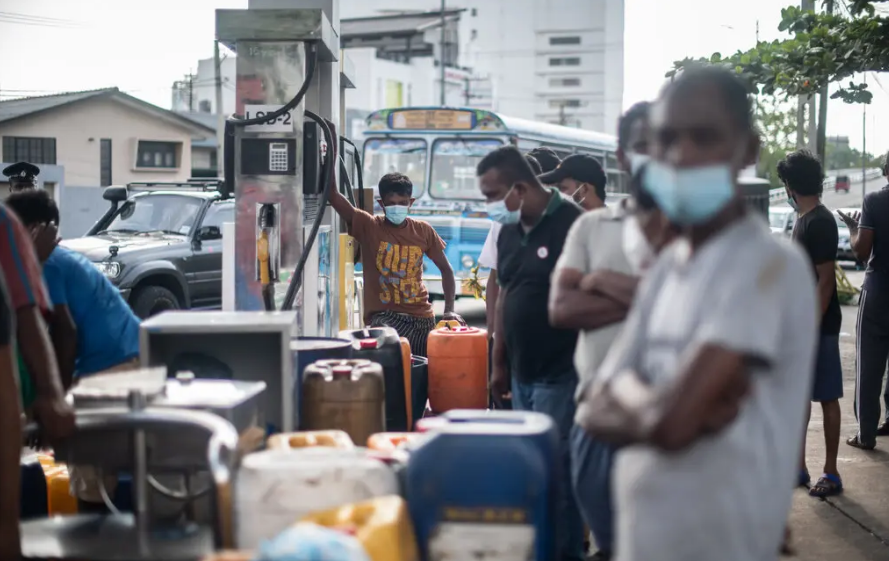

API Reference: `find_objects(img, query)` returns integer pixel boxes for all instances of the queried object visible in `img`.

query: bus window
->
[363,138,427,197]
[430,138,503,201]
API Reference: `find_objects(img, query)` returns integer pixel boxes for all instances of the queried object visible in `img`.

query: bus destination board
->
[389,109,476,131]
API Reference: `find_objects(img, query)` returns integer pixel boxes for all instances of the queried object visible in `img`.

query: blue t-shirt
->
[43,247,140,376]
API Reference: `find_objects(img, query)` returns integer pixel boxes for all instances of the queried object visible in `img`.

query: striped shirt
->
[0,204,49,313]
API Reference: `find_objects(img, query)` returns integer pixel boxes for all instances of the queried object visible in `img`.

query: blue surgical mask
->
[627,152,650,175]
[486,186,521,225]
[786,191,799,212]
[384,204,409,225]
[643,160,735,225]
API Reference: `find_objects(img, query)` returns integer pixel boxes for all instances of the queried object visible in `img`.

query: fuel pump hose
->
[341,137,365,211]
[281,111,334,311]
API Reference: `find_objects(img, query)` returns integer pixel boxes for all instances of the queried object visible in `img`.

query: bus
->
[360,106,623,298]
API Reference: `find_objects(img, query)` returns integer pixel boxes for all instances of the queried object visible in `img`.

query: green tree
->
[668,1,889,104]
[754,97,799,186]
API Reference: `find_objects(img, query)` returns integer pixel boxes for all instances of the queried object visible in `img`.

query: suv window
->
[201,203,235,230]
[105,194,203,235]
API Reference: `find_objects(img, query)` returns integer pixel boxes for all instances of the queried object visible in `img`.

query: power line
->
[0,11,80,24]
[0,14,84,29]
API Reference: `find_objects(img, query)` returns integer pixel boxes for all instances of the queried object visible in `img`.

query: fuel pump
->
[216,7,338,318]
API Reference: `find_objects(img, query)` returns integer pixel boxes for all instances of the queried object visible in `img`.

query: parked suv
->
[60,182,233,318]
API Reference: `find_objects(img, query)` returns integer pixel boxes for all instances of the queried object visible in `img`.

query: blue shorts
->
[812,334,844,402]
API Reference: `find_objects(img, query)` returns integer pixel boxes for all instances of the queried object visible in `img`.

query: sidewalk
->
[783,299,889,560]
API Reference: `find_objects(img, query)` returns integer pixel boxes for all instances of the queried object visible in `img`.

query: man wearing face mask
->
[547,102,662,561]
[328,171,461,356]
[477,146,585,561]
[776,150,845,497]
[576,67,817,561]
[529,147,562,175]
[544,155,608,213]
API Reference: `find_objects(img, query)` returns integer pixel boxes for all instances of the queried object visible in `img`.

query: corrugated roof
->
[341,9,462,38]
[0,88,116,123]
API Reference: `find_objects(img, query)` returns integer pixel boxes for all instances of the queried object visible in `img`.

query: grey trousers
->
[854,288,889,443]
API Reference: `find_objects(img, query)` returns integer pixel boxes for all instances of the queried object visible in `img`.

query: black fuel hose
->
[281,110,334,311]
[222,42,319,200]
[341,137,365,211]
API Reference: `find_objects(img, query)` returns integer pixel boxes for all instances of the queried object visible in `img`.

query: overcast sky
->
[1,0,886,154]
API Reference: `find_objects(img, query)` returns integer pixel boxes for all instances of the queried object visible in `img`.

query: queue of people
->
[477,65,889,561]
[2,65,888,561]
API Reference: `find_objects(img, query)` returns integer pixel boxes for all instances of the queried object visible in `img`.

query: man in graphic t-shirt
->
[330,171,461,357]
[778,150,844,497]
[0,272,23,560]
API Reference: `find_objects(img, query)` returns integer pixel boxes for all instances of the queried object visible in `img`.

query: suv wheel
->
[131,286,180,319]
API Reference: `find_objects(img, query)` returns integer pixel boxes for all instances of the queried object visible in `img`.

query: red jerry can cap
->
[359,339,378,349]
[331,365,353,377]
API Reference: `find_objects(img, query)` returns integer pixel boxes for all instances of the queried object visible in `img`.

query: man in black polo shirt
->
[477,146,584,561]
[839,150,889,449]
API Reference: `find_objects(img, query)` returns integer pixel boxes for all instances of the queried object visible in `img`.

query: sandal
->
[846,434,876,450]
[809,473,843,497]
[798,469,811,487]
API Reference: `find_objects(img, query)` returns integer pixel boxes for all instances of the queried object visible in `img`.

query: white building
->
[341,0,625,133]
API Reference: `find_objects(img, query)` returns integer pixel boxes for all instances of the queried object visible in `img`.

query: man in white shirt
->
[576,66,817,561]
[548,102,653,561]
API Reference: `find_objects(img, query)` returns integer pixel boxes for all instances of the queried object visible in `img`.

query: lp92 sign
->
[244,105,294,133]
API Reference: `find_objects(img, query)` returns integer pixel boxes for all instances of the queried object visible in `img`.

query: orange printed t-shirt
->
[349,210,445,324]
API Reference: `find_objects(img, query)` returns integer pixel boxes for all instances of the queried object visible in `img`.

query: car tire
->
[131,285,180,319]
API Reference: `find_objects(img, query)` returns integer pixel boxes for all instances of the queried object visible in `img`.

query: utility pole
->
[439,0,446,106]
[798,0,816,149]
[862,73,867,201]
[214,41,225,178]
[816,0,834,164]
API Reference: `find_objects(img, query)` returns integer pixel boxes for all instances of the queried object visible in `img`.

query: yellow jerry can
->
[299,495,418,561]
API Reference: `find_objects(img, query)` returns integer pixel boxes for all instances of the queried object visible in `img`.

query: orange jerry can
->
[427,323,488,413]
[398,338,412,429]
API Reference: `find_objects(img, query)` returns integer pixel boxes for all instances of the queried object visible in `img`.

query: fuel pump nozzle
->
[257,203,279,311]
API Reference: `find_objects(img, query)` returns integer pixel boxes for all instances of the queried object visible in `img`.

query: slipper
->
[846,434,876,450]
[798,469,811,487]
[809,473,843,498]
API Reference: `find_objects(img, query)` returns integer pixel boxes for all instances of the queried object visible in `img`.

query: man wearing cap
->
[2,162,40,193]
[542,155,608,213]
[529,147,562,175]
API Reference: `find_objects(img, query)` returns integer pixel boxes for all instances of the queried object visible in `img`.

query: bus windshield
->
[430,138,503,201]
[363,138,427,197]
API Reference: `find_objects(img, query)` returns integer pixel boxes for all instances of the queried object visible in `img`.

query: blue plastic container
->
[405,410,559,561]
[291,337,352,429]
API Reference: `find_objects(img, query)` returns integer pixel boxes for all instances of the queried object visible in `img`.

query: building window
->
[549,77,581,87]
[136,141,177,169]
[550,36,581,46]
[2,136,57,165]
[100,139,112,186]
[549,57,581,67]
[209,150,218,170]
[549,99,583,108]
[198,100,212,113]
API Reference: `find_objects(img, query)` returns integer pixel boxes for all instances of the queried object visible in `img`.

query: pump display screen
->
[389,110,475,131]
